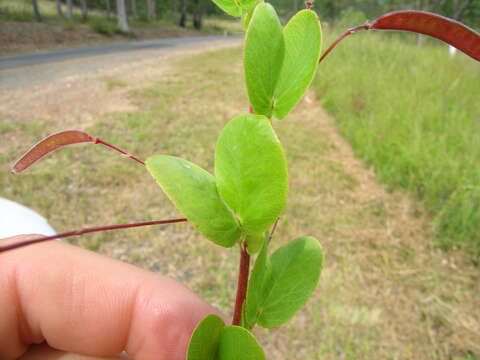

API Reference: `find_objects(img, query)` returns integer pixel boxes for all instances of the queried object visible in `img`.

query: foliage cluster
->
[140,2,326,357]
[314,30,480,259]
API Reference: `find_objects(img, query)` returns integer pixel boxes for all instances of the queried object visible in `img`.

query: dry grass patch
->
[1,47,479,359]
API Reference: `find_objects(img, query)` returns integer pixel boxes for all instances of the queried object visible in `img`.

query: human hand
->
[0,235,223,360]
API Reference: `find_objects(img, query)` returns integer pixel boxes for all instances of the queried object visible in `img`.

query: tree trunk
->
[116,0,130,32]
[130,0,138,18]
[192,0,206,30]
[105,0,112,20]
[80,0,88,22]
[147,0,156,22]
[32,0,42,22]
[453,0,470,20]
[55,0,64,17]
[66,0,73,19]
[179,0,187,27]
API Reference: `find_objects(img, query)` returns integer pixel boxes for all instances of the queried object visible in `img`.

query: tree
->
[179,0,187,27]
[80,0,89,22]
[147,0,156,21]
[117,0,130,32]
[193,0,206,29]
[32,0,42,22]
[105,0,112,20]
[130,0,138,18]
[66,0,73,19]
[55,0,65,17]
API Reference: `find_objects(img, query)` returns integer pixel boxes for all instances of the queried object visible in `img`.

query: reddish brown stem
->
[232,243,250,326]
[268,217,280,244]
[94,138,145,166]
[319,24,371,63]
[0,218,187,253]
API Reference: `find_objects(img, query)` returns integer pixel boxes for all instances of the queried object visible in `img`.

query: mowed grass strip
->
[1,47,479,359]
[314,31,480,259]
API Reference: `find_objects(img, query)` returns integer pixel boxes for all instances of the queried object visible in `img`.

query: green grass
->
[313,31,480,259]
[105,78,129,90]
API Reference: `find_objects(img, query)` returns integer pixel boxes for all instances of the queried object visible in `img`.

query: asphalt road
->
[0,35,241,91]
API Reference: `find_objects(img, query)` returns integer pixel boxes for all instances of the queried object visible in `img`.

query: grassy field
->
[1,46,479,359]
[314,31,480,259]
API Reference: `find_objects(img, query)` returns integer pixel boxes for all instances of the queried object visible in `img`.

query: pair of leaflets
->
[244,3,323,119]
[146,113,287,251]
[187,315,266,360]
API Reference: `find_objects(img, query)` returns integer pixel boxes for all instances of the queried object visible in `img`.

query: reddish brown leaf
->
[319,10,480,63]
[11,130,145,173]
[371,11,480,61]
[12,130,95,173]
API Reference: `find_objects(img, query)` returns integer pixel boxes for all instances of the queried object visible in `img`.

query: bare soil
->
[0,20,208,55]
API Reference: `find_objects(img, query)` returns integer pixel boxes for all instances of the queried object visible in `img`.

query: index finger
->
[0,236,223,360]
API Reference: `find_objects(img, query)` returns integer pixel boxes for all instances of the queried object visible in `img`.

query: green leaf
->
[252,237,324,328]
[273,10,322,119]
[217,326,266,360]
[215,114,288,235]
[244,239,272,328]
[244,3,284,117]
[211,0,241,17]
[146,155,241,247]
[245,232,265,255]
[187,314,225,360]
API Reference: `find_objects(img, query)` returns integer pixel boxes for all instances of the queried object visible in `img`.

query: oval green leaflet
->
[244,3,285,117]
[245,236,324,328]
[215,113,288,237]
[217,326,266,360]
[187,314,225,360]
[273,10,323,119]
[146,155,241,247]
[187,314,266,360]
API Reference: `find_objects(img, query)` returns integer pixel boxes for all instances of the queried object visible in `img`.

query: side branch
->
[319,24,371,63]
[320,11,480,64]
[0,218,187,253]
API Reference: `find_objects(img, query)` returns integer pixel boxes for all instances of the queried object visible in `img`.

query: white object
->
[449,45,457,57]
[0,197,56,238]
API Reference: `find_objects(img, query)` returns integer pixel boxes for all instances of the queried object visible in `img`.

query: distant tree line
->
[30,0,224,31]
[30,0,479,32]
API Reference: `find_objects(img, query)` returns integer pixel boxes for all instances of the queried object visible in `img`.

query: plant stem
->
[0,218,187,253]
[94,137,145,166]
[319,23,370,63]
[232,243,250,326]
[268,217,280,243]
